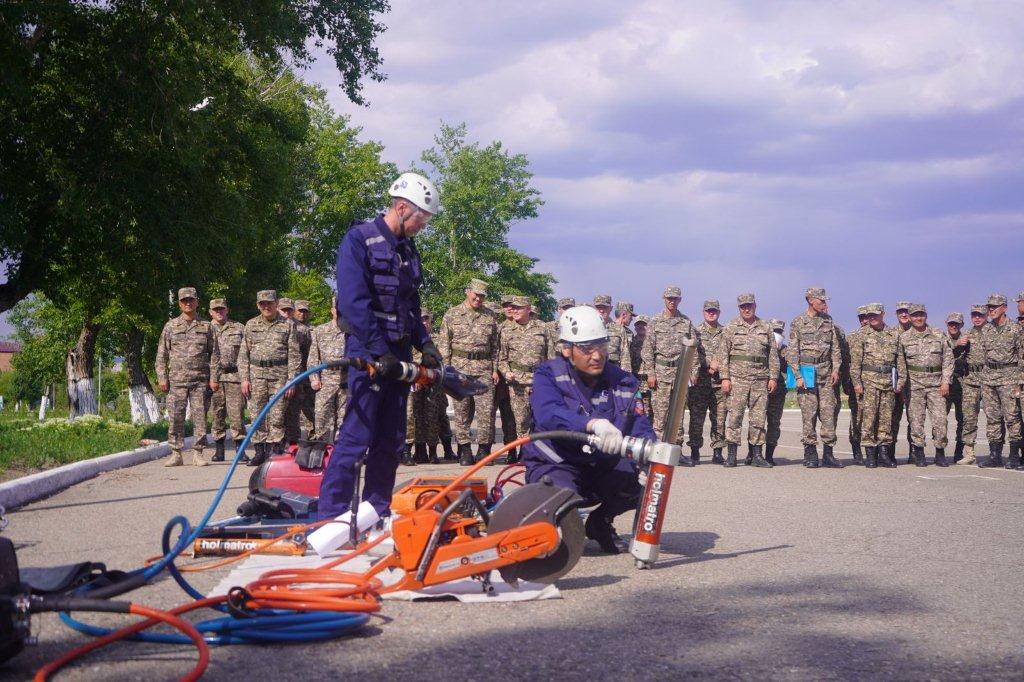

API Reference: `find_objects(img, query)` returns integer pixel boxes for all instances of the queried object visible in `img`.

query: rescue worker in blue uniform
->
[318,172,443,520]
[522,305,655,554]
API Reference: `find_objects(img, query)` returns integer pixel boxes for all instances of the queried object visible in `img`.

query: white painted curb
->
[0,436,194,510]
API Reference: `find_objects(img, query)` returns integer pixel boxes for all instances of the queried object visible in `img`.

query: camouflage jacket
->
[498,319,553,386]
[896,327,953,390]
[958,324,989,387]
[787,313,843,377]
[979,320,1024,387]
[308,320,348,388]
[605,320,632,368]
[292,320,313,372]
[945,332,968,383]
[238,314,301,382]
[629,333,646,376]
[211,320,244,383]
[156,315,220,386]
[639,312,701,384]
[850,326,900,390]
[695,322,726,386]
[717,317,780,382]
[437,302,499,376]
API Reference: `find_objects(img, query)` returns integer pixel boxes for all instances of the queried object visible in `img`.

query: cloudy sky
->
[304,0,1024,330]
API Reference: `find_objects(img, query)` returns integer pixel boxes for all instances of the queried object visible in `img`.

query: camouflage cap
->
[177,287,197,300]
[909,303,927,315]
[209,298,227,309]
[484,301,501,313]
[856,305,869,317]
[510,295,531,307]
[769,318,785,332]
[635,315,650,325]
[805,286,828,301]
[295,300,310,312]
[987,293,1007,306]
[256,290,278,303]
[864,303,885,315]
[1017,292,1024,302]
[468,279,488,295]
[500,294,514,305]
[895,301,912,312]
[593,294,612,306]
[663,285,682,298]
[278,297,294,310]
[970,303,989,315]
[736,293,756,306]
[615,301,634,314]
[703,299,720,311]
[946,312,964,324]
[557,297,576,309]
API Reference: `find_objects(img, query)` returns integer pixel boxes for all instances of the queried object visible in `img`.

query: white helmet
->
[559,305,609,343]
[389,172,440,214]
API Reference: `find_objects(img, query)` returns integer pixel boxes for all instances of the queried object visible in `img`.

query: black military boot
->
[851,443,863,465]
[750,444,772,468]
[442,440,457,462]
[414,443,429,464]
[401,443,417,466]
[913,445,927,467]
[1007,442,1021,470]
[234,439,250,464]
[865,446,878,468]
[725,444,738,467]
[273,441,285,456]
[822,444,843,468]
[765,443,776,465]
[477,443,494,465]
[744,445,754,466]
[504,446,519,464]
[247,443,266,467]
[212,437,226,462]
[690,445,701,465]
[934,447,949,467]
[427,443,441,464]
[980,443,1004,468]
[803,444,820,468]
[585,512,624,554]
[711,448,725,465]
[458,443,475,466]
[953,443,964,463]
[876,444,893,468]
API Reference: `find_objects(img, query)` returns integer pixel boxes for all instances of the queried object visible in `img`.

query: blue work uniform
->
[522,357,654,521]
[318,215,431,519]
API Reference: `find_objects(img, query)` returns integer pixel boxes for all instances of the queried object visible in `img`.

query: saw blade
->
[487,481,586,585]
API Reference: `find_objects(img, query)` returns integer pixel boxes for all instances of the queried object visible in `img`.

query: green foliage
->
[416,123,556,319]
[282,270,336,326]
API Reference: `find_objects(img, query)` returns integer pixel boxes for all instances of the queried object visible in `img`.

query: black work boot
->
[442,440,457,462]
[212,437,226,462]
[953,443,964,463]
[401,443,417,466]
[711,448,725,465]
[690,445,701,465]
[751,444,772,468]
[980,443,1004,468]
[458,443,475,466]
[725,444,738,467]
[247,443,266,467]
[414,443,429,464]
[913,445,927,467]
[585,512,623,554]
[803,444,820,468]
[865,446,878,468]
[851,443,863,465]
[934,448,949,467]
[273,441,285,456]
[426,443,441,464]
[234,439,250,464]
[1007,442,1021,470]
[822,444,843,468]
[477,443,494,465]
[878,444,896,468]
[744,445,754,466]
[765,443,776,465]
[505,446,519,464]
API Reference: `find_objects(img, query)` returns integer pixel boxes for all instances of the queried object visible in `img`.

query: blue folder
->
[785,364,816,389]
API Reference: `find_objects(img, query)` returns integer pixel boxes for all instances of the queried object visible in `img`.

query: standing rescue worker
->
[318,172,443,520]
[156,287,220,467]
[208,298,247,463]
[522,306,655,554]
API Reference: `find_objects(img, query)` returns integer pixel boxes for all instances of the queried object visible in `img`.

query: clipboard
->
[785,364,816,389]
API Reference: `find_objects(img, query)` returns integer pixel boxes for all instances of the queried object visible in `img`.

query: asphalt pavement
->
[5,410,1023,680]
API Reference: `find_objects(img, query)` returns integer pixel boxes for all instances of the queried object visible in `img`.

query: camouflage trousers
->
[687,384,726,449]
[725,380,768,446]
[766,383,787,446]
[492,376,518,444]
[982,384,1022,444]
[944,381,964,448]
[313,384,347,443]
[636,376,654,423]
[406,385,448,444]
[284,382,315,442]
[959,382,983,446]
[167,383,208,454]
[248,376,287,444]
[857,385,895,447]
[796,382,837,446]
[452,380,495,444]
[210,380,245,441]
[507,383,535,436]
[651,379,685,445]
[844,385,860,445]
[890,391,913,448]
[908,383,947,448]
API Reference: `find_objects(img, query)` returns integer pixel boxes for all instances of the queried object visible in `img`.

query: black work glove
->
[375,352,403,381]
[420,341,443,369]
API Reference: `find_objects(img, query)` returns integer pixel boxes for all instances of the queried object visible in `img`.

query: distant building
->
[0,341,20,372]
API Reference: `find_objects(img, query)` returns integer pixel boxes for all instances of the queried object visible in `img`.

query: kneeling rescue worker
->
[521,305,656,554]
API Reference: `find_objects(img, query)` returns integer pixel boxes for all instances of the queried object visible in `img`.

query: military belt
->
[509,360,537,373]
[452,348,490,361]
[655,358,679,367]
[219,364,238,373]
[968,363,985,372]
[729,354,767,366]
[862,364,892,374]
[987,361,1017,370]
[907,364,942,373]
[799,354,827,365]
[256,358,287,368]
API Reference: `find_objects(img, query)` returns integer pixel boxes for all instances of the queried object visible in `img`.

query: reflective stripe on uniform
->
[534,439,563,463]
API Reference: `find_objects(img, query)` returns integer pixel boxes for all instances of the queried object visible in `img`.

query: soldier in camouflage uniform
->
[640,286,701,445]
[308,298,348,445]
[208,298,246,463]
[156,287,220,467]
[837,307,870,464]
[890,301,914,461]
[283,300,314,444]
[896,303,953,466]
[944,312,967,462]
[548,297,575,357]
[238,290,301,466]
[978,293,1024,469]
[716,294,780,468]
[850,303,900,468]
[766,319,788,464]
[498,295,554,462]
[595,295,631,368]
[689,300,727,465]
[788,287,843,468]
[631,315,654,420]
[491,294,519,460]
[615,301,636,371]
[956,304,991,465]
[438,279,499,466]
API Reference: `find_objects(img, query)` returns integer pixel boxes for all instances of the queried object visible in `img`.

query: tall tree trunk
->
[66,320,100,419]
[125,327,160,425]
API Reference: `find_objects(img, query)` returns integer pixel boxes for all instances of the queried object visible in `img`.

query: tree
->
[282,271,336,327]
[416,123,555,318]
